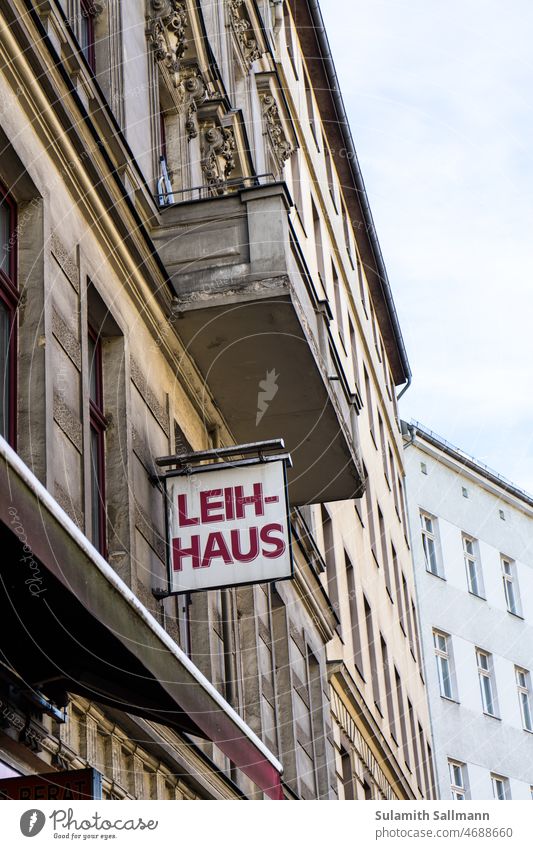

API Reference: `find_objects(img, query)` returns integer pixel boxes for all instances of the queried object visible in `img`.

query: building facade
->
[0,0,431,799]
[404,421,533,800]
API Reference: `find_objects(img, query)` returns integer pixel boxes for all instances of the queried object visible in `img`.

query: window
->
[364,597,380,711]
[516,667,533,732]
[80,0,96,70]
[462,486,469,499]
[331,263,344,345]
[448,759,467,800]
[421,512,441,577]
[356,254,367,315]
[322,506,341,634]
[88,326,107,555]
[364,367,376,443]
[499,509,505,521]
[392,544,405,633]
[378,507,392,598]
[365,476,378,565]
[502,557,520,616]
[291,150,303,219]
[476,649,497,716]
[0,185,17,446]
[420,462,427,475]
[463,535,484,597]
[345,552,364,676]
[348,319,359,393]
[342,204,354,267]
[491,774,510,800]
[433,630,454,700]
[304,71,318,147]
[380,635,396,741]
[323,136,337,208]
[395,667,410,769]
[378,414,389,483]
[340,746,354,799]
[283,4,298,77]
[312,200,325,283]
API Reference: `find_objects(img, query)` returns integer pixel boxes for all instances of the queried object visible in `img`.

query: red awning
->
[0,437,283,800]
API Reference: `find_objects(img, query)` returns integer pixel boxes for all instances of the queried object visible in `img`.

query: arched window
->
[0,183,17,445]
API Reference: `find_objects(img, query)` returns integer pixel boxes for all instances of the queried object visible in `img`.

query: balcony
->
[152,180,363,505]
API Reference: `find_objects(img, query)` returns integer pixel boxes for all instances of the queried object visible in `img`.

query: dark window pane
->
[0,301,10,438]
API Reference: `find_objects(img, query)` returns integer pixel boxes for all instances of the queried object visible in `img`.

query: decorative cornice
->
[260,92,293,168]
[226,0,262,68]
[146,0,188,81]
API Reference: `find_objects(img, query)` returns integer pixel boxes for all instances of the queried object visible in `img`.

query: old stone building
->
[0,0,432,799]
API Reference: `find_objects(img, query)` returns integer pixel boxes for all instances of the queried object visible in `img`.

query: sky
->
[320,0,533,493]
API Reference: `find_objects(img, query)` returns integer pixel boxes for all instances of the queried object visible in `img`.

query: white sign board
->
[165,459,292,594]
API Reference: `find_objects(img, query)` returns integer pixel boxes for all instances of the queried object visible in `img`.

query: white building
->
[403,421,533,800]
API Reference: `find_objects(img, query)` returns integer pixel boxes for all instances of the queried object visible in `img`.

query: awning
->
[0,436,283,800]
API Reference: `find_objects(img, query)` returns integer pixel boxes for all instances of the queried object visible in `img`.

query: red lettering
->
[201,532,233,568]
[231,527,259,563]
[177,493,199,527]
[235,483,264,519]
[172,535,201,571]
[224,487,235,520]
[260,523,286,559]
[200,489,225,523]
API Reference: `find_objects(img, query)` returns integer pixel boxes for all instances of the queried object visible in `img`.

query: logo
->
[256,368,279,425]
[20,809,46,837]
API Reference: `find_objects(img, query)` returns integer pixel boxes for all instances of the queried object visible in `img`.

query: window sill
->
[468,590,487,601]
[508,610,525,621]
[440,695,460,705]
[386,586,394,604]
[426,568,447,582]
[483,712,501,721]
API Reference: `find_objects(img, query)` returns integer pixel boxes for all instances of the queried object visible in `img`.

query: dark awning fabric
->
[0,437,283,800]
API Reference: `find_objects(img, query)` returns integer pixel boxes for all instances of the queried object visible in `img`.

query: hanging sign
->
[0,767,102,800]
[165,458,292,594]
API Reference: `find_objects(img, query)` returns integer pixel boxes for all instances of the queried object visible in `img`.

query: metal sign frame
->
[155,440,294,597]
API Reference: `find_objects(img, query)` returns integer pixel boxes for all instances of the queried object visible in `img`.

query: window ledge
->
[468,590,487,601]
[483,712,501,721]
[426,568,447,582]
[440,695,460,705]
[508,610,525,621]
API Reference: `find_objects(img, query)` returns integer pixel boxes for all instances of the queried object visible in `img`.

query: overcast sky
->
[320,0,533,493]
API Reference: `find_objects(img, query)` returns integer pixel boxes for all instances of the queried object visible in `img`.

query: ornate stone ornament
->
[260,93,293,168]
[201,125,236,191]
[178,65,208,140]
[146,0,188,81]
[226,0,262,68]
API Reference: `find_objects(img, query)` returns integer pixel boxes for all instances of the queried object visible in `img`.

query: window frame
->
[421,511,442,577]
[0,183,18,447]
[502,556,521,616]
[476,648,497,717]
[80,0,97,71]
[516,666,533,732]
[448,759,468,800]
[88,324,107,556]
[463,534,484,598]
[491,773,510,800]
[433,630,455,700]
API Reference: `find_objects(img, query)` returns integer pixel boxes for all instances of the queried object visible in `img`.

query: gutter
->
[306,0,412,391]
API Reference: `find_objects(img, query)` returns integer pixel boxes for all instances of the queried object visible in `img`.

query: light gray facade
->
[404,421,533,800]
